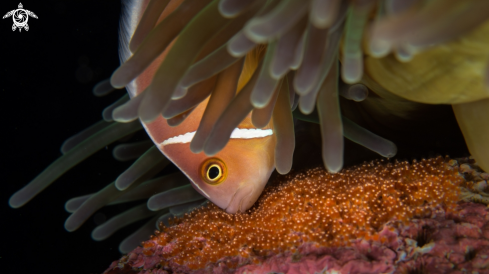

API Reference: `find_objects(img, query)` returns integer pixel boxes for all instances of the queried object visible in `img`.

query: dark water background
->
[1,1,135,273]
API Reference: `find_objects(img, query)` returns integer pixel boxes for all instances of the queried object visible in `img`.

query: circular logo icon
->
[13,9,27,26]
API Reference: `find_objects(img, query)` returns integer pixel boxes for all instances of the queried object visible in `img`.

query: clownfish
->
[121,0,277,213]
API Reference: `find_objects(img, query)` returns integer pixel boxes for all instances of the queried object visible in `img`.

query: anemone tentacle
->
[9,120,142,208]
[91,203,157,241]
[60,120,111,154]
[112,140,154,162]
[92,78,116,97]
[115,146,169,190]
[102,94,129,122]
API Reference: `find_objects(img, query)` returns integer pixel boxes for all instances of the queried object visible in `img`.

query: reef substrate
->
[104,157,489,274]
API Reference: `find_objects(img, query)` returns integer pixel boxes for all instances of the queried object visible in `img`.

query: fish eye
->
[200,158,227,185]
[208,165,221,180]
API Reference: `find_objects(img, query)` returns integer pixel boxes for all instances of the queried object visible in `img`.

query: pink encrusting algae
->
[104,157,489,274]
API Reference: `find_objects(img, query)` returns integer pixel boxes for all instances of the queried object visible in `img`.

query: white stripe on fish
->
[161,128,273,146]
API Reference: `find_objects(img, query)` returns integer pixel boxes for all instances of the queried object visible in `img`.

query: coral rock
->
[104,157,489,274]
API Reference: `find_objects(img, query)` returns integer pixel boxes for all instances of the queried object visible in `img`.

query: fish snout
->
[224,183,257,214]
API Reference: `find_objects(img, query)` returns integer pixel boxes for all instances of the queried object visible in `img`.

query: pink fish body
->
[121,0,277,213]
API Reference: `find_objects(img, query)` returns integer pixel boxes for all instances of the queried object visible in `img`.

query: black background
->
[1,1,142,273]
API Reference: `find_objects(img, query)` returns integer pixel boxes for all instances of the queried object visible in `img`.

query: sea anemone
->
[104,156,489,274]
[111,0,489,173]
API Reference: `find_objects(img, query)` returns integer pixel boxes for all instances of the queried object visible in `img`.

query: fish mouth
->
[224,183,254,214]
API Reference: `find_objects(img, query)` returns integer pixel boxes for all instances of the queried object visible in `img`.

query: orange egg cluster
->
[144,156,464,270]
